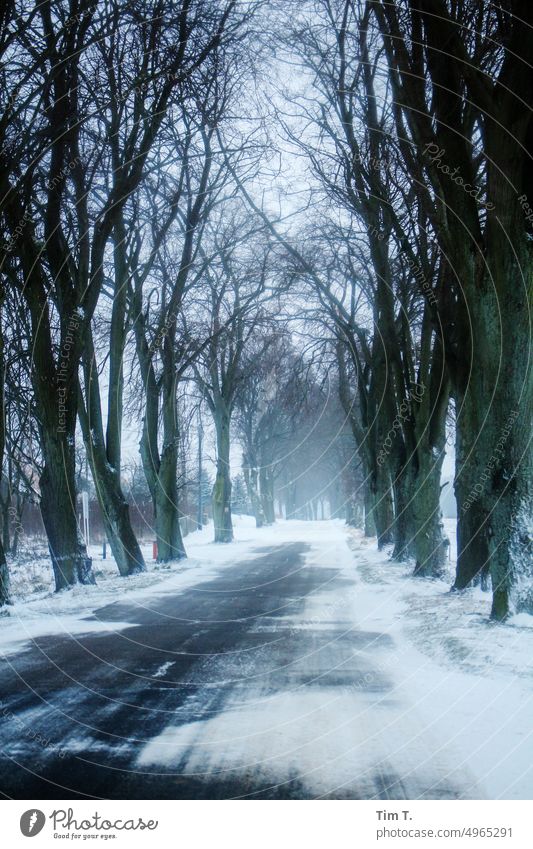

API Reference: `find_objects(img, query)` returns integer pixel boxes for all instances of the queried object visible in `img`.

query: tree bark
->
[376,0,533,617]
[453,423,490,590]
[213,409,233,542]
[452,248,532,617]
[1,505,9,558]
[260,465,276,524]
[39,429,94,590]
[153,436,186,563]
[243,457,264,528]
[79,423,146,577]
[411,453,448,578]
[0,305,10,605]
[363,486,376,537]
[392,461,416,561]
[139,353,186,564]
[79,246,146,576]
[370,462,394,548]
[458,271,532,618]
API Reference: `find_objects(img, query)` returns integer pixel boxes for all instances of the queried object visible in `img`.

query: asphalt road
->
[0,539,480,799]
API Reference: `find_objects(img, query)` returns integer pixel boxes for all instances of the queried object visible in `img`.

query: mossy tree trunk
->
[0,304,10,606]
[79,291,146,576]
[212,406,233,543]
[33,303,94,590]
[377,0,533,617]
[411,453,448,578]
[259,465,275,524]
[153,369,186,562]
[455,259,533,618]
[39,428,94,590]
[370,465,395,548]
[243,455,264,528]
[138,338,186,564]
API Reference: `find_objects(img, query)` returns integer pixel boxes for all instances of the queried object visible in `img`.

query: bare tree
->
[0,0,241,589]
[373,0,533,616]
[192,218,275,542]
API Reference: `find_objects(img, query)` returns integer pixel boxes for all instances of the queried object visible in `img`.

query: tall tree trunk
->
[411,452,448,578]
[92,464,146,575]
[0,306,10,606]
[453,415,491,590]
[39,428,94,590]
[156,363,186,562]
[10,496,24,559]
[453,293,533,616]
[0,535,9,606]
[363,485,377,537]
[368,461,394,547]
[0,467,10,556]
[392,461,416,561]
[24,288,95,590]
[243,457,264,528]
[81,434,146,576]
[345,494,359,527]
[213,408,233,543]
[451,238,533,619]
[153,435,186,562]
[385,0,533,617]
[2,503,9,557]
[139,361,186,564]
[80,333,146,576]
[395,357,450,578]
[260,465,275,524]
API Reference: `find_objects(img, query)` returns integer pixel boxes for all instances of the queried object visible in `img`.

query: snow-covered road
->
[0,519,531,799]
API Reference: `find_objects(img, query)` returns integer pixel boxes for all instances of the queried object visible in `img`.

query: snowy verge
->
[346,527,533,799]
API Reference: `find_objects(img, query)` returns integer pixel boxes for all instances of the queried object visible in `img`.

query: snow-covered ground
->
[1,516,532,798]
[135,520,533,799]
[345,525,533,799]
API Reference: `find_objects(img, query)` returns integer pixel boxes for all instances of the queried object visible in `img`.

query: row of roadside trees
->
[0,0,531,622]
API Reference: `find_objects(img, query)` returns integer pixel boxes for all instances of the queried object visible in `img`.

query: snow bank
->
[346,527,533,799]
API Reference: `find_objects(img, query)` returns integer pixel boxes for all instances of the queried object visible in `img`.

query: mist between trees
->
[0,0,531,623]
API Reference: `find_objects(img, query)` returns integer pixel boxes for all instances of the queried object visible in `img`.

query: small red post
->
[152,541,158,561]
